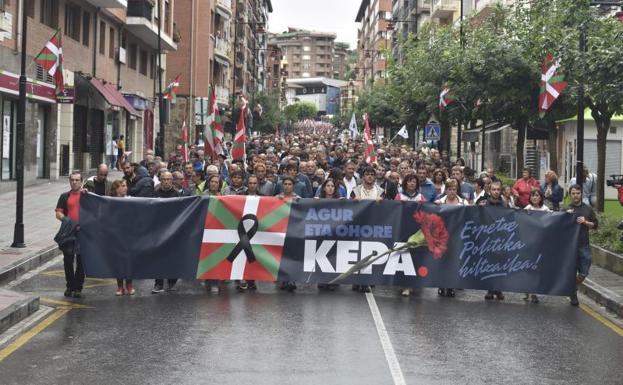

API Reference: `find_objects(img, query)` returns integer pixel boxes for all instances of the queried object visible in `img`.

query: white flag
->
[397,125,408,139]
[349,112,359,138]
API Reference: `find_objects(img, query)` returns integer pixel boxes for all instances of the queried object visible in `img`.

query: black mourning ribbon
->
[227,213,259,263]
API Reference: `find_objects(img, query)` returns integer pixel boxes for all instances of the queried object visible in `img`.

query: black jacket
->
[54,217,80,255]
[126,167,154,197]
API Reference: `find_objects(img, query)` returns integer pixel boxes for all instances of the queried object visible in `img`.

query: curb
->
[0,291,39,336]
[0,245,60,287]
[591,244,623,278]
[579,278,623,319]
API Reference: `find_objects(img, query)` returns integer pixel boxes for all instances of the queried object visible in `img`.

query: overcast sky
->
[268,0,361,48]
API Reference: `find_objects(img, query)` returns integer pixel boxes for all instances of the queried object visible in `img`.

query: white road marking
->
[365,292,407,385]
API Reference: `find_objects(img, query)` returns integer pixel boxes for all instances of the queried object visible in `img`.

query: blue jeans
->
[577,245,592,277]
[107,154,117,169]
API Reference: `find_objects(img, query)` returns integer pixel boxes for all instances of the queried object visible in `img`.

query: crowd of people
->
[55,128,598,307]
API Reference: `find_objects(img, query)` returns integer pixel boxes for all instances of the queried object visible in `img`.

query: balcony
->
[85,0,127,7]
[126,0,177,51]
[216,0,232,18]
[431,0,459,20]
[215,85,230,106]
[214,37,231,63]
[414,0,431,13]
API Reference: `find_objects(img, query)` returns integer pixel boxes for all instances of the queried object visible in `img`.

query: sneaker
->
[523,293,530,301]
[570,293,579,306]
[236,282,248,292]
[287,282,297,292]
[72,290,82,298]
[495,291,505,300]
[165,285,177,292]
[126,284,135,295]
[210,286,220,294]
[484,291,494,300]
[401,288,411,297]
[247,282,257,291]
[64,289,72,297]
[151,286,165,294]
[116,287,124,296]
[530,294,539,304]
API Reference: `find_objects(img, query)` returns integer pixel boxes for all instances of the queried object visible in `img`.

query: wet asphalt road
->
[1,259,623,385]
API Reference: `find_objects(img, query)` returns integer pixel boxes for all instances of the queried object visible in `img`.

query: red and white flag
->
[363,114,376,164]
[35,31,64,93]
[538,54,567,118]
[181,116,188,162]
[205,85,218,159]
[232,105,247,160]
[439,84,454,111]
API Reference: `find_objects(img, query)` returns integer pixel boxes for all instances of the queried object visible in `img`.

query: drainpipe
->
[93,9,100,77]
[117,26,123,88]
[15,0,23,52]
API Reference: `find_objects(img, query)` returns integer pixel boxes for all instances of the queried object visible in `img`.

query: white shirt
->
[524,204,551,212]
[436,195,465,205]
[343,176,358,199]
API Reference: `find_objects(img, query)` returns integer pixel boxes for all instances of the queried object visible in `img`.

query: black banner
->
[80,194,207,279]
[79,195,580,295]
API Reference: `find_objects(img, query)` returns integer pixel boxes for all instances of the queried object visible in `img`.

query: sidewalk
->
[0,171,124,333]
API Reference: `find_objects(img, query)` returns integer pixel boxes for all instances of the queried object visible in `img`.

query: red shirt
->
[55,191,81,223]
[512,178,540,208]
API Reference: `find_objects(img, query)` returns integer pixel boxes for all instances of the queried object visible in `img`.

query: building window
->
[109,27,115,59]
[99,21,106,55]
[303,46,310,52]
[139,49,148,75]
[82,11,90,46]
[40,0,59,29]
[121,31,127,49]
[65,3,81,41]
[164,0,171,35]
[128,43,137,70]
[302,55,310,60]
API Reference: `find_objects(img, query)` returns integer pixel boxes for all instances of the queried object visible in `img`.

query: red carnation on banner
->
[412,211,449,259]
[330,209,449,283]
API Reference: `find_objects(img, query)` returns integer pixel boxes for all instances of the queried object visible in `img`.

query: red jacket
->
[512,177,540,208]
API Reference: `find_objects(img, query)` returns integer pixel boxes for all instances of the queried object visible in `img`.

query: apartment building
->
[265,40,282,92]
[332,42,350,80]
[355,0,392,87]
[232,0,272,101]
[268,28,337,80]
[390,0,430,61]
[166,0,219,150]
[0,0,176,192]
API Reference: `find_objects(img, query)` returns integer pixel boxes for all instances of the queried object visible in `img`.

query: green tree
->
[252,91,284,134]
[284,101,318,121]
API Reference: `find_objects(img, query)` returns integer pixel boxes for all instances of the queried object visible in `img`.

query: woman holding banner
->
[434,179,464,297]
[523,189,551,304]
[317,178,341,291]
[110,180,135,296]
[394,174,425,203]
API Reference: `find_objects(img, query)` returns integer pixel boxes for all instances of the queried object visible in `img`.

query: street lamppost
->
[12,1,28,248]
[575,1,622,192]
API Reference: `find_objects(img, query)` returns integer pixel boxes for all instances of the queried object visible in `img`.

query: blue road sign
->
[424,122,441,141]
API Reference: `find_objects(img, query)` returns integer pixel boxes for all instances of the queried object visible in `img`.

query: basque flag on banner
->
[197,196,292,281]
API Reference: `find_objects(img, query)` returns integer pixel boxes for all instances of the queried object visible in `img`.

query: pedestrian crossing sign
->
[424,122,441,141]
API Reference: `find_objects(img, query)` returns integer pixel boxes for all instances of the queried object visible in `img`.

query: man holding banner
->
[567,184,598,306]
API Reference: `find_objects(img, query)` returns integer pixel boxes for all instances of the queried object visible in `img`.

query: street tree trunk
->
[593,113,611,213]
[516,119,527,178]
[547,121,558,175]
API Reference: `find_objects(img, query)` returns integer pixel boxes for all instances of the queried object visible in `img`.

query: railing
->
[215,36,230,57]
[127,0,152,19]
[431,0,458,11]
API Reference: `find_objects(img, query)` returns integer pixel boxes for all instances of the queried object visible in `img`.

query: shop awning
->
[89,78,140,117]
